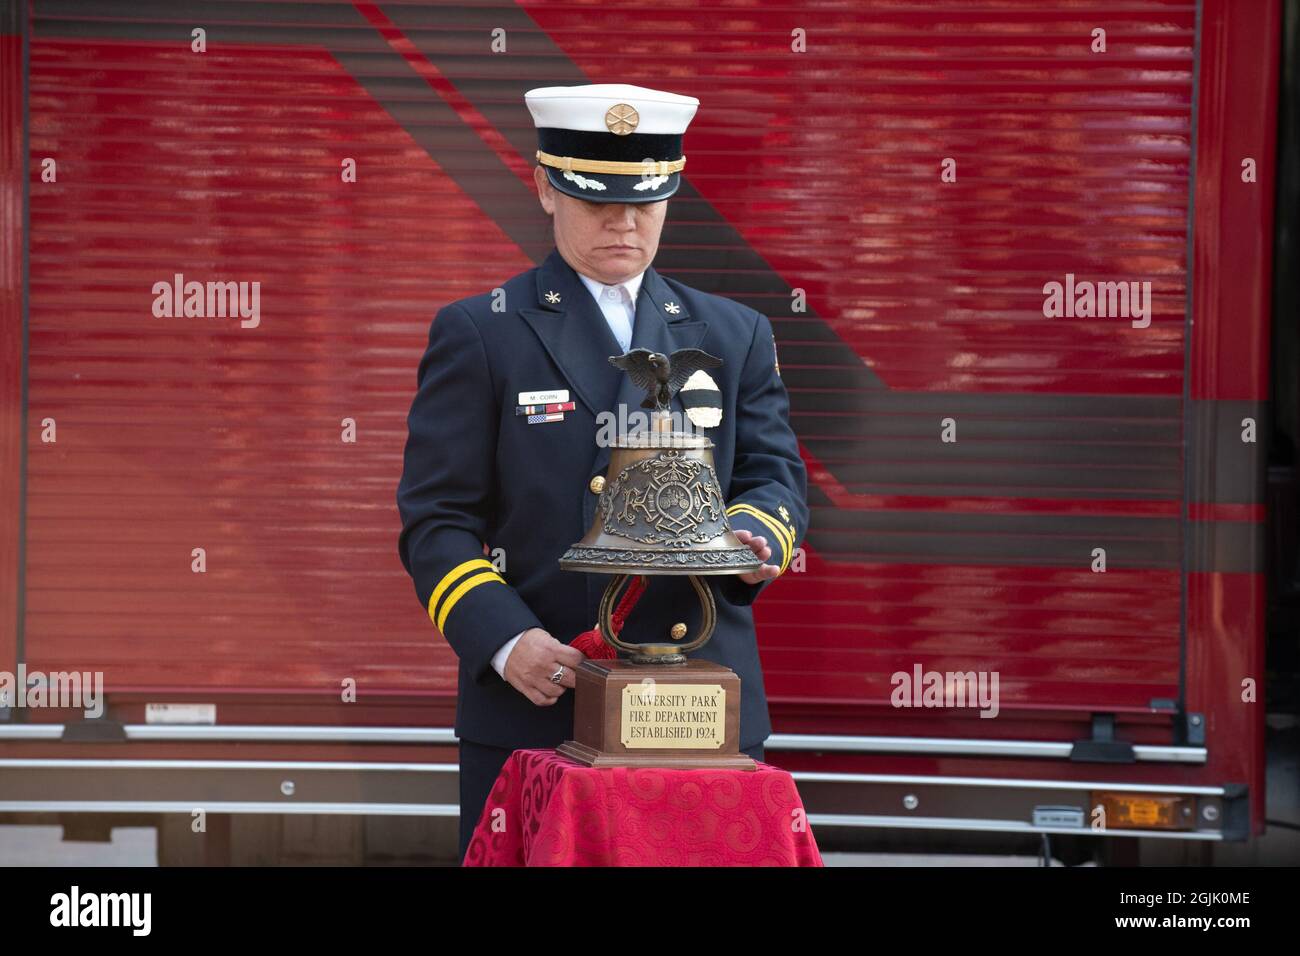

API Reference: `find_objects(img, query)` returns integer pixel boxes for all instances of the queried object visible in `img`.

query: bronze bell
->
[560,412,760,665]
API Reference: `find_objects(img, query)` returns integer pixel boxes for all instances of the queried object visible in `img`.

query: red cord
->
[570,575,647,659]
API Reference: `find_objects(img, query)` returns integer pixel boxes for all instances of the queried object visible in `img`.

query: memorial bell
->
[559,349,761,665]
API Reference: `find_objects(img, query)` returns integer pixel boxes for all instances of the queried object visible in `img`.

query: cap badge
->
[605,103,639,135]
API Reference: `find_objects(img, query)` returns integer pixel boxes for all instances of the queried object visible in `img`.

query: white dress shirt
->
[576,269,644,353]
[490,267,646,679]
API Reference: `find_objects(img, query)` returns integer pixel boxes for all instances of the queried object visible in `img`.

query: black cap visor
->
[537,127,683,204]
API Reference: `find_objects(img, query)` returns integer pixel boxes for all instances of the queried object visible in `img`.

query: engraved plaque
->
[559,659,754,769]
[620,682,726,749]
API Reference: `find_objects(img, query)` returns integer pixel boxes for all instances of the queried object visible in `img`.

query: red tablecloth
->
[463,748,823,866]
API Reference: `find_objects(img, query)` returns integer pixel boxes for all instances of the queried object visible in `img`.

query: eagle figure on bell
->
[609,348,722,423]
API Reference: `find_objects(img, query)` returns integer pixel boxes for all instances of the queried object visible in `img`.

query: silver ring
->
[550,665,565,685]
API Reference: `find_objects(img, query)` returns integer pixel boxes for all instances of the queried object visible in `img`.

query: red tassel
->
[570,575,647,660]
[570,629,615,659]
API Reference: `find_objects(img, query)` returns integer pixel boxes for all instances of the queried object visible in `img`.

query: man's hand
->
[501,627,585,706]
[733,528,782,585]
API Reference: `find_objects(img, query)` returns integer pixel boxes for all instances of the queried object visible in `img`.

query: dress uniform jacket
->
[396,247,808,751]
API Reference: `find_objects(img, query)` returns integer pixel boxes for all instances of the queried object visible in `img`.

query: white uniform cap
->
[525,83,700,202]
[525,84,699,135]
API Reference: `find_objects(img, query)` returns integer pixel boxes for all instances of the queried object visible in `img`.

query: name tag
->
[518,388,569,406]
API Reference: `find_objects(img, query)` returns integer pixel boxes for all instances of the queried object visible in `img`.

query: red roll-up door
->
[19,1,1194,724]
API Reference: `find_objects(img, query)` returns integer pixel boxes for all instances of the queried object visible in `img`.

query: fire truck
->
[1,0,1292,864]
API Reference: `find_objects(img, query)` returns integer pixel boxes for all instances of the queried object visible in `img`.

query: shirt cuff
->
[490,631,526,678]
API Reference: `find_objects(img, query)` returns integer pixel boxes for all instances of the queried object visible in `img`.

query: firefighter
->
[395,83,809,863]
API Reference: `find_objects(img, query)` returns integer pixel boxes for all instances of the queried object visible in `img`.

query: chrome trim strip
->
[0,759,456,772]
[0,725,459,742]
[790,770,1227,796]
[0,725,1207,765]
[0,758,1226,797]
[0,801,460,817]
[806,814,1225,841]
[123,726,460,743]
[0,725,63,739]
[766,733,1206,764]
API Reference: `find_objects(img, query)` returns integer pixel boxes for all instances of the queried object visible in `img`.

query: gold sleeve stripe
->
[727,503,794,556]
[436,571,504,631]
[727,503,794,573]
[428,558,500,624]
[741,506,793,574]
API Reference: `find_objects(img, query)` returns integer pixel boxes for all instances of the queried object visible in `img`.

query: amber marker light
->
[1093,793,1197,830]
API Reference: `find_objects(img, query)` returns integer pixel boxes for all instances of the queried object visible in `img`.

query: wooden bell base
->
[558,658,756,771]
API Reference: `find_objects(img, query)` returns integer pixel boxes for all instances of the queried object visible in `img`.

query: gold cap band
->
[535,149,686,177]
